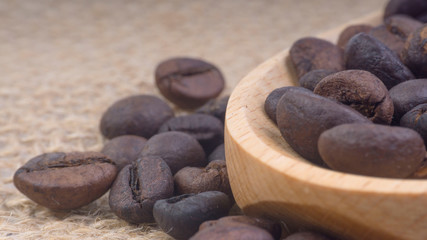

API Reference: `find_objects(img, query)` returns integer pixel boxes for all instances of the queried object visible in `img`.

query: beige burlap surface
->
[0,0,387,239]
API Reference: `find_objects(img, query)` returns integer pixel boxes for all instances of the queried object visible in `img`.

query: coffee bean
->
[158,113,224,154]
[369,24,405,56]
[284,231,331,240]
[109,156,173,223]
[401,25,427,77]
[153,191,231,240]
[384,0,427,21]
[314,70,394,124]
[101,135,147,171]
[155,57,225,109]
[100,95,174,139]
[208,143,225,162]
[337,24,373,49]
[13,152,117,210]
[276,87,371,165]
[196,95,229,123]
[199,215,282,240]
[318,123,425,178]
[191,221,274,240]
[345,33,414,89]
[389,79,427,123]
[264,87,290,124]
[289,37,344,79]
[140,131,206,174]
[174,160,231,196]
[298,69,337,91]
[400,103,427,146]
[385,14,423,40]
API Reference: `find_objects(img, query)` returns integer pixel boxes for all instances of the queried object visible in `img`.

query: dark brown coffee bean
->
[153,191,231,240]
[208,143,225,162]
[400,103,427,146]
[101,135,147,171]
[264,87,290,124]
[191,221,274,240]
[337,24,373,49]
[100,95,174,139]
[389,79,427,122]
[284,231,331,240]
[401,25,427,77]
[385,15,423,40]
[318,123,425,178]
[109,156,173,223]
[384,0,427,21]
[158,113,224,154]
[418,13,427,23]
[289,37,344,79]
[369,24,405,56]
[174,160,231,196]
[196,95,229,123]
[155,57,225,109]
[276,87,371,165]
[199,216,281,240]
[345,33,414,89]
[313,70,394,124]
[298,69,337,91]
[140,131,206,174]
[13,152,117,210]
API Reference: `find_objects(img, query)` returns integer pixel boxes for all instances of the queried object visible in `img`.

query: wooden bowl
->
[224,10,427,240]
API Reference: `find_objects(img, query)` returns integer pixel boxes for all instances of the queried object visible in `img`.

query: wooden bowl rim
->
[225,10,427,196]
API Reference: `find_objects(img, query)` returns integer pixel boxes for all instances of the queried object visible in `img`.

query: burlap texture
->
[0,0,386,239]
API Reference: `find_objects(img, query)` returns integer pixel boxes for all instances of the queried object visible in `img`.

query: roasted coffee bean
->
[400,103,427,146]
[100,95,174,139]
[199,215,281,240]
[314,70,394,124]
[13,152,117,210]
[264,87,290,123]
[174,160,231,196]
[318,123,425,178]
[109,156,173,223]
[298,69,337,91]
[153,191,231,240]
[196,95,229,123]
[389,79,427,122]
[345,33,414,89]
[289,37,344,79]
[276,87,371,165]
[158,113,224,154]
[191,221,274,240]
[369,24,405,56]
[401,25,427,77]
[385,15,423,40]
[101,135,147,171]
[284,231,331,240]
[139,131,206,174]
[384,0,427,22]
[337,24,373,49]
[155,57,225,109]
[208,143,225,162]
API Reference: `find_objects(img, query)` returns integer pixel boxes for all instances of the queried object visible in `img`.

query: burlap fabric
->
[0,0,386,239]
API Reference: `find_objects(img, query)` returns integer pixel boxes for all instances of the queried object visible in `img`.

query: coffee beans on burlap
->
[14,152,117,210]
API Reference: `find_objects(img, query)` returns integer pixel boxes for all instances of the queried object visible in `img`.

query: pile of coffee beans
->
[265,0,427,178]
[13,56,331,239]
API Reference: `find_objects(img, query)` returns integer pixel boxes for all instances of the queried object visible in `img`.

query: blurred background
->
[0,0,387,239]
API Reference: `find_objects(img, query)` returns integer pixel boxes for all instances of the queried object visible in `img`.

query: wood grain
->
[225,10,427,240]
